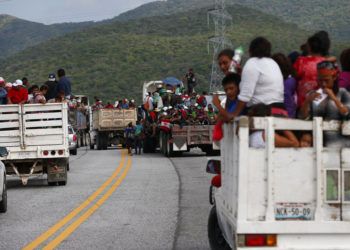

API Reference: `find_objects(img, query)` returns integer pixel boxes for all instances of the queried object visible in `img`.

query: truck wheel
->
[166,135,174,157]
[208,206,231,250]
[67,163,70,172]
[48,182,57,186]
[96,134,102,150]
[102,133,108,150]
[58,181,66,186]
[0,174,7,213]
[70,149,77,155]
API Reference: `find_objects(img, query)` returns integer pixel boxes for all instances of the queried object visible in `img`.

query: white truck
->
[208,116,350,250]
[90,108,137,150]
[0,104,69,186]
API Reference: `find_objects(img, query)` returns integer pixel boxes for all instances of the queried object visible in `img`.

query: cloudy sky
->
[0,0,157,24]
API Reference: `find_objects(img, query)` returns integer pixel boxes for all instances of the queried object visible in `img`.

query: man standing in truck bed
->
[57,68,72,98]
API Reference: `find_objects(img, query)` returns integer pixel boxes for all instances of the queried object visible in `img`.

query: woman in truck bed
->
[300,60,350,147]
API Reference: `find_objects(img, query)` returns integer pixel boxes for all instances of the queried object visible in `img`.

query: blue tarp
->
[162,77,182,87]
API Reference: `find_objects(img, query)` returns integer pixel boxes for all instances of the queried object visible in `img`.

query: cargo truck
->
[0,103,69,186]
[90,108,137,150]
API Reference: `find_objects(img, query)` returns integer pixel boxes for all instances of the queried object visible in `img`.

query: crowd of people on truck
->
[1,30,349,154]
[0,68,72,105]
[211,31,350,149]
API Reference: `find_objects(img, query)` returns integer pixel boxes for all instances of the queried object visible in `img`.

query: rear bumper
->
[1,146,69,160]
[237,234,350,250]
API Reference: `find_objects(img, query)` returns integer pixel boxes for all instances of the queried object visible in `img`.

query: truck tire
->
[70,149,77,155]
[208,206,231,250]
[166,134,174,157]
[0,174,7,213]
[58,181,67,186]
[102,133,108,150]
[96,133,102,150]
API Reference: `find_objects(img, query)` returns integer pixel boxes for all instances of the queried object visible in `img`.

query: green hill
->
[117,0,350,41]
[0,14,94,58]
[1,0,348,60]
[0,5,347,102]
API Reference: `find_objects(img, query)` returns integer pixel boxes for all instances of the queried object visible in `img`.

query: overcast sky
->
[0,0,157,24]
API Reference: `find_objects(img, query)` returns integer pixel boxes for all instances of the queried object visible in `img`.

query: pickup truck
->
[0,103,69,186]
[208,116,350,250]
[90,108,137,150]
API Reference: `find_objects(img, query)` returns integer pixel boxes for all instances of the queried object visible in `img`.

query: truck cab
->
[209,116,350,250]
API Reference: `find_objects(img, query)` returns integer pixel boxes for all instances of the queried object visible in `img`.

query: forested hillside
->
[0,14,94,58]
[0,5,347,102]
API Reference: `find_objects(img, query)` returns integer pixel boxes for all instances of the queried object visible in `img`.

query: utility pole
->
[208,0,232,92]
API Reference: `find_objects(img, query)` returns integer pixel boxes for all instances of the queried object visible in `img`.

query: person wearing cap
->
[44,73,58,100]
[57,68,72,98]
[5,82,12,92]
[7,79,28,104]
[0,77,7,105]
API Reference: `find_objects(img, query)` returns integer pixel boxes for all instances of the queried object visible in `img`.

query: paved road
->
[0,147,213,250]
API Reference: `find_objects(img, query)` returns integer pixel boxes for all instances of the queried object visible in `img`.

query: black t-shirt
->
[44,80,58,100]
[186,73,196,85]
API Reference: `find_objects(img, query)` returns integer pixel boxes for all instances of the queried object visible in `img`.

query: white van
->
[208,116,350,250]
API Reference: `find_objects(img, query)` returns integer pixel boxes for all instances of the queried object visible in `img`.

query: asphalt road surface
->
[0,147,213,250]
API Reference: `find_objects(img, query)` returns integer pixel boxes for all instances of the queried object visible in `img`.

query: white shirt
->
[239,57,284,107]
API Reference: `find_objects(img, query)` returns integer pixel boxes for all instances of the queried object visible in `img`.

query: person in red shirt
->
[7,79,28,104]
[294,31,330,108]
[104,102,114,109]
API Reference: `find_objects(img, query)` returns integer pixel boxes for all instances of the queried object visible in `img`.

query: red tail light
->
[73,135,77,142]
[246,235,266,246]
[242,234,277,247]
[58,150,64,155]
[43,150,49,156]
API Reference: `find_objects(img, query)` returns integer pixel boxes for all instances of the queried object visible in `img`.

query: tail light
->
[238,234,277,247]
[43,150,49,156]
[73,135,77,142]
[58,150,64,155]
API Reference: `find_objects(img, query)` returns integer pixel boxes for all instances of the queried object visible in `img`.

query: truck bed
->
[92,109,137,131]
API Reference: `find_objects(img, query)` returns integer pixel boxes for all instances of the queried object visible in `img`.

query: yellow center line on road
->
[43,154,133,250]
[23,150,127,250]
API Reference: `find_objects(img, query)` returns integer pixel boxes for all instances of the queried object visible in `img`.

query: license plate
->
[18,151,32,158]
[275,203,313,221]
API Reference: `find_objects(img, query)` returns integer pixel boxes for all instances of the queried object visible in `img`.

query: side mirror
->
[0,147,8,157]
[206,160,221,174]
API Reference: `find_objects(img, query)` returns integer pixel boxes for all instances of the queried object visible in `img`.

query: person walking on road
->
[125,122,135,156]
[57,68,72,98]
[134,120,144,155]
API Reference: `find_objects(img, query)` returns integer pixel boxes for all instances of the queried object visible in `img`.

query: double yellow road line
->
[23,150,132,250]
